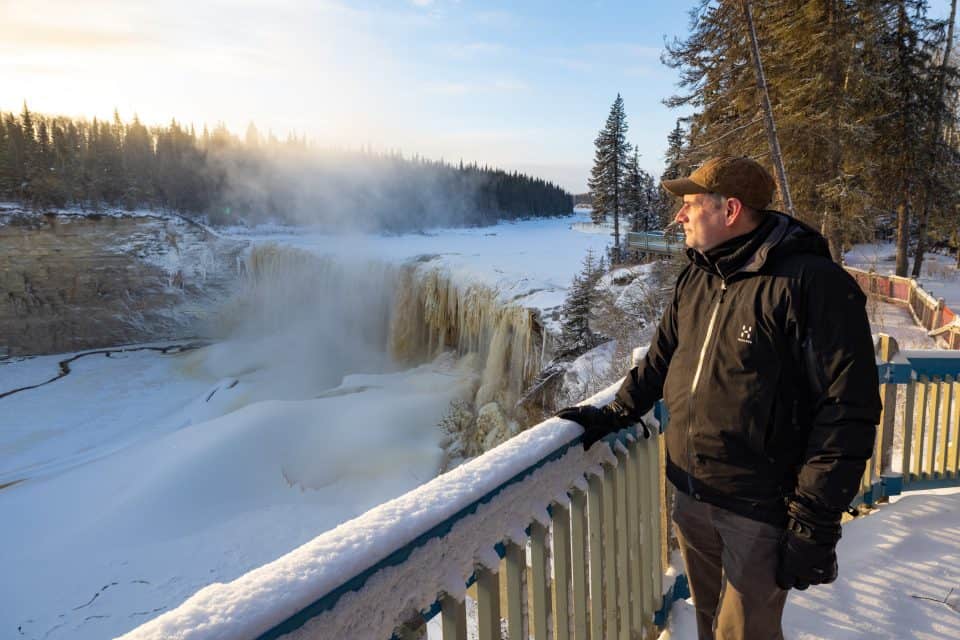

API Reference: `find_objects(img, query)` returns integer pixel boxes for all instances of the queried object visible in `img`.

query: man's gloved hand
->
[775,496,842,591]
[555,402,644,449]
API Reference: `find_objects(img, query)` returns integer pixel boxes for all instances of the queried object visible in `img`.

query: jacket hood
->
[689,210,832,277]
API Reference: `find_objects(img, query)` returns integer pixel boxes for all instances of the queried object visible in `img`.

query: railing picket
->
[587,474,604,640]
[877,336,899,477]
[530,521,551,640]
[553,502,572,640]
[601,464,617,640]
[570,490,589,640]
[635,438,652,622]
[505,542,525,640]
[441,594,467,640]
[646,434,670,624]
[949,378,960,478]
[476,566,501,640]
[914,379,929,479]
[935,378,949,477]
[902,381,917,484]
[644,436,660,618]
[624,440,644,638]
[924,377,940,478]
[614,451,630,640]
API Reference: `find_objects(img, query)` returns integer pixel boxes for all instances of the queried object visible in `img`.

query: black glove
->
[555,402,645,449]
[775,496,842,591]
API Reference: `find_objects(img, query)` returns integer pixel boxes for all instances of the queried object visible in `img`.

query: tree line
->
[661,0,960,275]
[0,106,572,230]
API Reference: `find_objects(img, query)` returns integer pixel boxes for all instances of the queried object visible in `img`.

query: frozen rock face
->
[0,209,246,355]
[476,401,514,451]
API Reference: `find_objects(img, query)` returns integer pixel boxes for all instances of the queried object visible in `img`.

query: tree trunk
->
[741,0,795,216]
[911,0,956,278]
[895,198,911,276]
[823,205,844,264]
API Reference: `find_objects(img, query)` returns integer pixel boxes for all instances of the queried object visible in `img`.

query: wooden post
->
[877,335,899,490]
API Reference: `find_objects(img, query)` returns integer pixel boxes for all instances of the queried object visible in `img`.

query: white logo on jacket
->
[738,324,754,344]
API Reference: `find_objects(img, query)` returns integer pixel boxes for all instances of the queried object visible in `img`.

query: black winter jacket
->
[614,212,881,524]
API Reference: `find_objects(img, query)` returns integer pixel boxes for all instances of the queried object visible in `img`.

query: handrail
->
[123,384,650,640]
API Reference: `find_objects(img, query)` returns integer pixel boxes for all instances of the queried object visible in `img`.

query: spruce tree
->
[559,249,605,355]
[588,94,631,260]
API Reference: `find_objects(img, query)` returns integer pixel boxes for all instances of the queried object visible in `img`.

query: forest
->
[661,0,960,276]
[0,107,573,231]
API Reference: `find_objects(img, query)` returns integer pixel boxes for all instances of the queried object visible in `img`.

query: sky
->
[2,0,957,193]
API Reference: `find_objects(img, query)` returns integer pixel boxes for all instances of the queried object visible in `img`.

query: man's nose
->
[674,208,687,223]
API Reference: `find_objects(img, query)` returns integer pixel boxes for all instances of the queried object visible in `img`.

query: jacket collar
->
[688,212,790,278]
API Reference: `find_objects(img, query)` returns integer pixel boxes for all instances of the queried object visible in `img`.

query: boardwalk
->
[625,231,686,257]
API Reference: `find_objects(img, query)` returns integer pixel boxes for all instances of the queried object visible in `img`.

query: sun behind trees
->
[663,0,960,274]
[0,105,572,231]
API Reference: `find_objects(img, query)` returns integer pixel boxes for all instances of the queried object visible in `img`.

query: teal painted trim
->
[654,574,690,628]
[899,475,960,491]
[899,351,960,379]
[257,425,645,640]
[876,362,915,384]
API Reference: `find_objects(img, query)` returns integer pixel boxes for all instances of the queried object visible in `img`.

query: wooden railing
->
[862,335,960,503]
[126,337,960,640]
[624,231,685,257]
[847,267,960,349]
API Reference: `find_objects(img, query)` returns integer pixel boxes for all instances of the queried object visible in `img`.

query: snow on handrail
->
[122,383,625,640]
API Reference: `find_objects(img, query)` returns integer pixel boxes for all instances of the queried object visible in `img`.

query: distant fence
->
[847,267,960,349]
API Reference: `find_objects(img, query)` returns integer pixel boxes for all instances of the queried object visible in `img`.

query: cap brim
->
[661,177,710,197]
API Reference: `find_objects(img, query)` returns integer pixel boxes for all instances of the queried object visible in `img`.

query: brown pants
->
[672,490,788,640]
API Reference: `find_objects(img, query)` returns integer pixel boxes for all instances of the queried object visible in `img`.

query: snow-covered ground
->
[662,486,960,640]
[0,212,613,640]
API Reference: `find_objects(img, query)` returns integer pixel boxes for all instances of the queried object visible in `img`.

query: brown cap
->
[661,156,776,210]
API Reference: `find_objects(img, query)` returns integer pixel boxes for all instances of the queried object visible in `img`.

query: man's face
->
[675,193,728,252]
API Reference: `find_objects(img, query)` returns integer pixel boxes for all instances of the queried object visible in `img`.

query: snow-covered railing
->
[860,335,960,504]
[122,384,677,640]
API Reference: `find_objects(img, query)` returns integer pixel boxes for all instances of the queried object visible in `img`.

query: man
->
[558,156,881,640]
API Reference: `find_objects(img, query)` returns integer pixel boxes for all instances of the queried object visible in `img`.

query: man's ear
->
[724,197,743,227]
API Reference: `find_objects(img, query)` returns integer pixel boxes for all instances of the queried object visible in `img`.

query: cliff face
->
[0,208,246,356]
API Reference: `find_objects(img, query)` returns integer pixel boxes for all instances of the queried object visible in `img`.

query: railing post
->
[877,335,899,483]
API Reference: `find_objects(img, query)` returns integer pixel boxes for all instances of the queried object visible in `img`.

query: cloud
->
[410,0,433,6]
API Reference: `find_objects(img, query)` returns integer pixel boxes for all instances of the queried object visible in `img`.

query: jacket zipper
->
[686,272,727,496]
[690,280,727,394]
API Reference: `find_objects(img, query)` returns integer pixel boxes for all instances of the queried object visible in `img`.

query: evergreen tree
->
[559,249,605,355]
[588,94,631,259]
